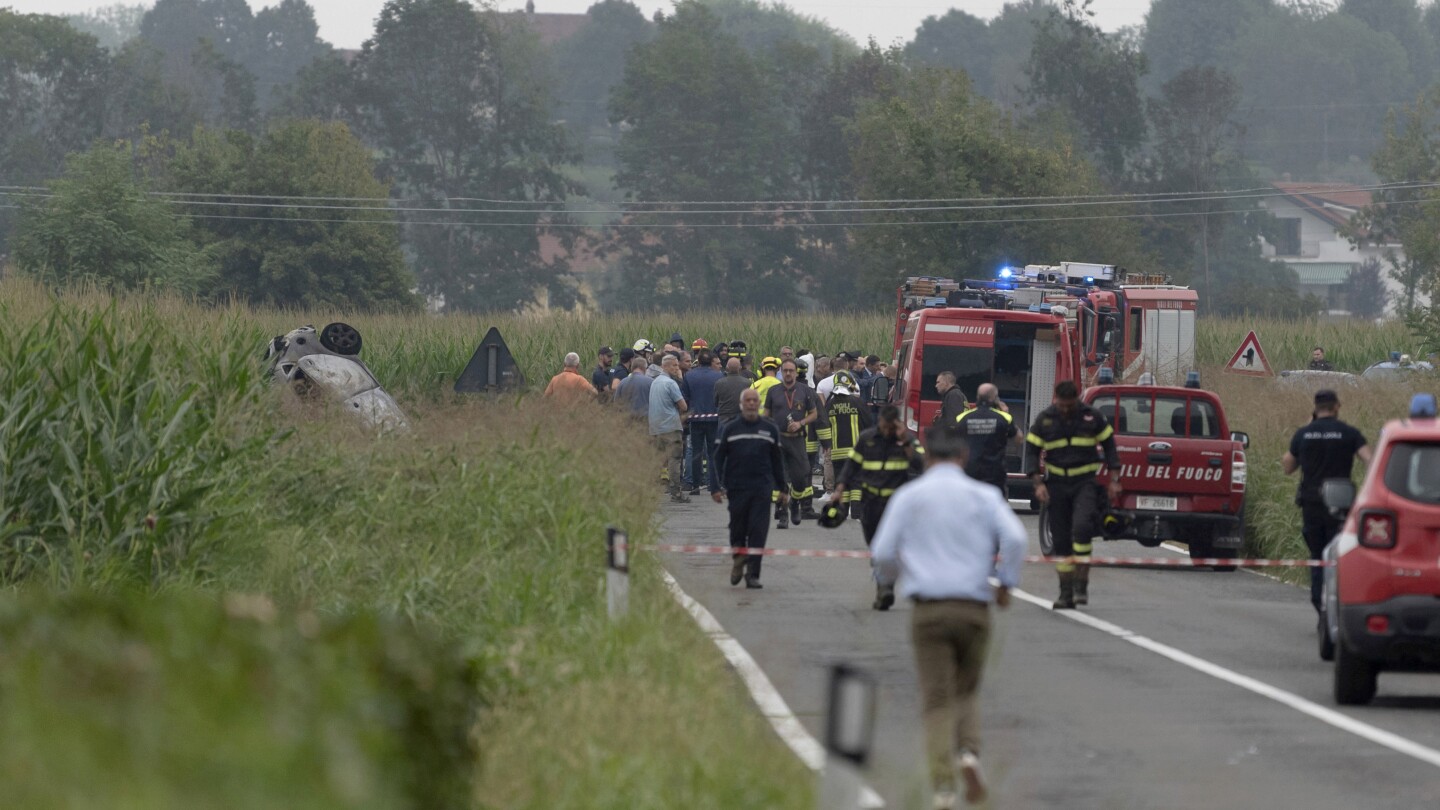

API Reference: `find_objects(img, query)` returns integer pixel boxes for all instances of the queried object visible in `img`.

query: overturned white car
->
[264,322,408,432]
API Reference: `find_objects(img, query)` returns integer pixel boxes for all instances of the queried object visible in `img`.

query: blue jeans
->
[688,421,719,491]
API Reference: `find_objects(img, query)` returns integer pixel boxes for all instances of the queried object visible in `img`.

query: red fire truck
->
[890,263,1197,499]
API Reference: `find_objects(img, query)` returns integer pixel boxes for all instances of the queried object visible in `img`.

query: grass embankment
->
[0,278,811,809]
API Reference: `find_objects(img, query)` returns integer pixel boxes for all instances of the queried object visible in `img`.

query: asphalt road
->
[659,496,1440,809]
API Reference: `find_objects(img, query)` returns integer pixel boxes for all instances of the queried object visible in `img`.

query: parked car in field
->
[1319,394,1440,705]
[1360,354,1434,383]
[1277,369,1360,389]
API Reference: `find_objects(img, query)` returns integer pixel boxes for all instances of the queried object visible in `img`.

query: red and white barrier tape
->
[631,544,1331,567]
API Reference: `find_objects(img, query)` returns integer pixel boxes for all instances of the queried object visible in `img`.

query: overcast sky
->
[21,0,1152,49]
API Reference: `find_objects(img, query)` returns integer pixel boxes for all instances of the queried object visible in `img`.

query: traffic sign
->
[1224,330,1274,377]
[454,327,525,392]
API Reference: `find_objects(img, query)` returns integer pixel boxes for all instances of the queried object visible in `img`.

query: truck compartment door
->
[1145,308,1184,385]
[1022,333,1058,476]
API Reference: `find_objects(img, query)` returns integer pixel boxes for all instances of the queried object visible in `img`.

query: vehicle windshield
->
[1383,442,1440,505]
[920,345,992,400]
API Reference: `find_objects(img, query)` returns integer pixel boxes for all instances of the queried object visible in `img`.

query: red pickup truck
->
[1059,379,1250,568]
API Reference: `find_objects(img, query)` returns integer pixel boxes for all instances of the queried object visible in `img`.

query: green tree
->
[65,3,146,50]
[605,1,813,309]
[848,68,1151,297]
[165,120,419,310]
[549,0,654,147]
[1346,257,1388,319]
[352,0,579,312]
[700,0,856,62]
[250,0,333,111]
[1140,0,1271,91]
[906,10,993,93]
[1338,0,1434,91]
[13,141,211,293]
[1026,0,1148,179]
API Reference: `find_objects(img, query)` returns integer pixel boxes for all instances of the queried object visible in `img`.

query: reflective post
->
[818,663,879,809]
[606,526,629,621]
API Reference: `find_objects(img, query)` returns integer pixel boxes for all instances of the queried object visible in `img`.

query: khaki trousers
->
[655,431,684,496]
[911,600,991,787]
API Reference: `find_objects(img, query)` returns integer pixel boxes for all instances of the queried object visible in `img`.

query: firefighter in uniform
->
[956,382,1018,495]
[833,404,924,610]
[1025,380,1122,610]
[824,370,873,518]
[752,357,784,519]
[763,359,820,528]
[798,358,832,487]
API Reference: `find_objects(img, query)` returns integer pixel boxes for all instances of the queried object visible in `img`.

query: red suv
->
[1319,393,1440,705]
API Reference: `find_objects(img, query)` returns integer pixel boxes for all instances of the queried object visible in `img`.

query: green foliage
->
[64,3,146,50]
[1346,257,1388,319]
[1140,0,1270,90]
[906,1,1048,109]
[551,0,654,139]
[165,120,420,310]
[848,68,1150,296]
[0,590,479,810]
[0,304,270,586]
[352,0,580,312]
[1026,0,1148,179]
[698,0,857,61]
[13,141,213,294]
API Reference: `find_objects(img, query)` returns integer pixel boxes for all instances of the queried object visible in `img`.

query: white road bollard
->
[818,663,879,810]
[606,526,629,621]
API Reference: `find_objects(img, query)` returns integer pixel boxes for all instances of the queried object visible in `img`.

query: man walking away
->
[544,352,595,404]
[1282,389,1371,612]
[714,358,750,425]
[871,426,1026,809]
[763,360,820,527]
[833,405,924,609]
[684,349,724,494]
[956,383,1019,495]
[649,354,689,502]
[1026,380,1122,609]
[615,356,652,421]
[934,372,968,428]
[712,388,788,589]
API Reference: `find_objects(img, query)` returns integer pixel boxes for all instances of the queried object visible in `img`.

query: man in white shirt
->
[870,425,1026,810]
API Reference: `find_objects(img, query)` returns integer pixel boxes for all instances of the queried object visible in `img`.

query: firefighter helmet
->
[691,338,709,351]
[817,502,848,529]
[729,340,749,358]
[761,356,781,371]
[632,338,655,354]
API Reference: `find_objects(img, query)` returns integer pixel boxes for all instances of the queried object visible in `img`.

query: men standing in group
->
[712,388,787,589]
[1282,389,1371,613]
[824,370,873,517]
[935,372,969,427]
[543,352,595,403]
[956,383,1018,496]
[1026,380,1122,609]
[649,354,690,503]
[833,405,924,609]
[870,426,1026,810]
[591,346,618,401]
[615,356,652,420]
[714,357,751,425]
[683,348,724,494]
[763,359,820,527]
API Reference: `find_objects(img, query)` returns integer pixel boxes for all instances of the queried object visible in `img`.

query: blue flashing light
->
[1184,371,1201,389]
[1084,276,1096,285]
[1410,393,1438,419]
[1097,367,1115,385]
[998,267,1013,279]
[1391,350,1402,362]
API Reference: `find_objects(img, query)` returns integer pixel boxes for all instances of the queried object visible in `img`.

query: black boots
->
[1074,564,1090,606]
[775,501,788,529]
[730,554,746,586]
[873,583,895,611]
[798,496,817,522]
[1053,570,1076,610]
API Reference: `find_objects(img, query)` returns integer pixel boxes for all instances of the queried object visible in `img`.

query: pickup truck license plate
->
[1137,496,1178,511]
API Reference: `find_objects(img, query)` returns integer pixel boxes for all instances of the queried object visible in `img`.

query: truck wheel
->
[1037,504,1054,556]
[1317,611,1335,662]
[1334,642,1377,705]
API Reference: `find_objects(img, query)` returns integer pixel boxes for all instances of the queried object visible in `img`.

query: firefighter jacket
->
[838,427,925,498]
[825,394,874,463]
[752,374,781,405]
[956,403,1016,486]
[807,406,832,454]
[712,415,786,494]
[1024,402,1121,480]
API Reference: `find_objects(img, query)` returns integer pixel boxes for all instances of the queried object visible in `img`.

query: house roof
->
[519,11,587,44]
[1270,182,1371,230]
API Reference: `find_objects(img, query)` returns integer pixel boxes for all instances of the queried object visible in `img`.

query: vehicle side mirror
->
[1321,478,1355,517]
[1230,431,1249,448]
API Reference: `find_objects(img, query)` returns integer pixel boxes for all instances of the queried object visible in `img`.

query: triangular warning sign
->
[455,327,526,392]
[1224,330,1274,377]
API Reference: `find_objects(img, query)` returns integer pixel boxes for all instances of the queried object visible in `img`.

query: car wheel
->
[1317,611,1335,661]
[1334,642,1377,705]
[320,322,363,356]
[1037,504,1053,556]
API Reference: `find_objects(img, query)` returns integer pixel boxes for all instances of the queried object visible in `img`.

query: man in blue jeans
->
[682,348,724,493]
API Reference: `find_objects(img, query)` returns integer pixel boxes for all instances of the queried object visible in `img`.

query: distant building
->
[517,2,586,45]
[1258,182,1408,316]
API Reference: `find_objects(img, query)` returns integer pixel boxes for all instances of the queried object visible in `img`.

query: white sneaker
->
[958,750,987,804]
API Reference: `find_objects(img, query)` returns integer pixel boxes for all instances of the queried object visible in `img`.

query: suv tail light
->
[1357,509,1397,549]
[1231,450,1246,492]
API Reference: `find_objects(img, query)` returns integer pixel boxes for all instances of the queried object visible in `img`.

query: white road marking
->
[1010,587,1440,769]
[660,569,886,808]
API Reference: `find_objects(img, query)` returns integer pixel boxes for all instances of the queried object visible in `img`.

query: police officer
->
[833,404,925,610]
[1282,389,1371,612]
[825,370,874,518]
[763,359,820,527]
[712,388,788,589]
[1025,380,1122,610]
[956,383,1018,495]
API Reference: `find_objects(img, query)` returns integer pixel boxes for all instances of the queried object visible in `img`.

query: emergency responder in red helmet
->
[1026,380,1122,609]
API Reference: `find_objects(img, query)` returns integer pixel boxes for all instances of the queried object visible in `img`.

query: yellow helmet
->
[761,356,781,371]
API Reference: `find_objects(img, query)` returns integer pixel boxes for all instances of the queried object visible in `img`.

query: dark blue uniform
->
[1289,415,1367,610]
[714,415,787,580]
